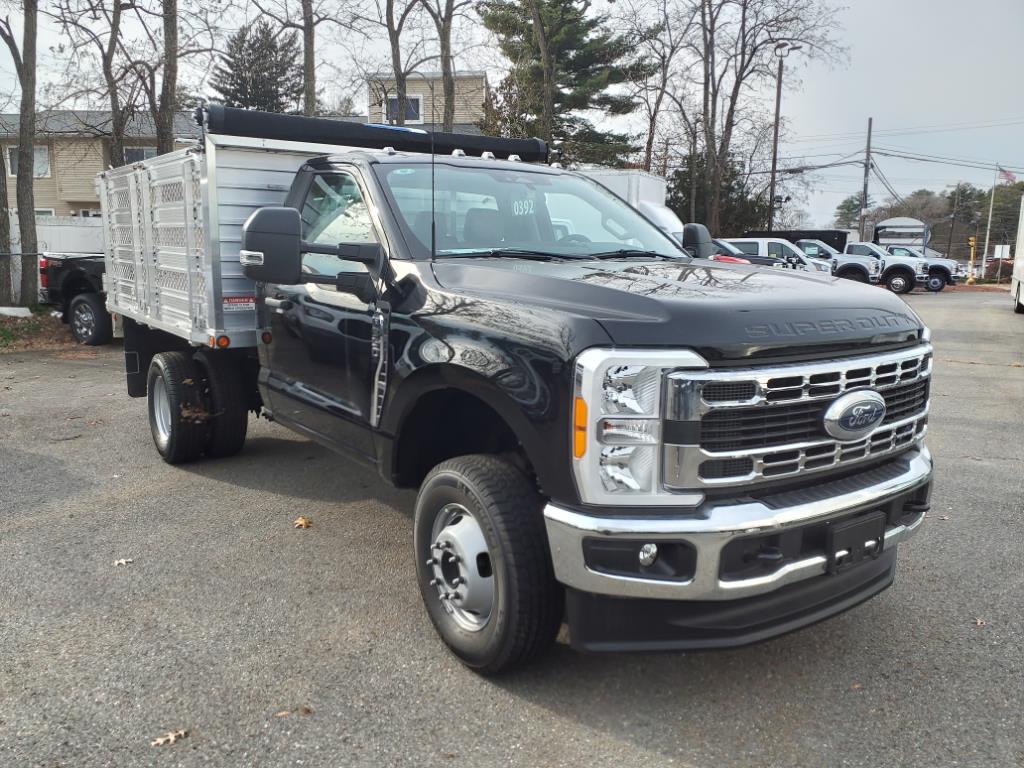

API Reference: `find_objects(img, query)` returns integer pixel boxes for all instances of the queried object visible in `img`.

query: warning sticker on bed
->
[223,296,256,312]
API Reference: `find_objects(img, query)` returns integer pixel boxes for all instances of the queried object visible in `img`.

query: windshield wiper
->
[585,249,687,260]
[437,248,571,261]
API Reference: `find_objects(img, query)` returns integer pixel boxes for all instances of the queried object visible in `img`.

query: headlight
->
[918,261,928,274]
[572,348,707,506]
[872,260,881,273]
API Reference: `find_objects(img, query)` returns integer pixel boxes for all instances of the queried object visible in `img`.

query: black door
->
[262,170,381,460]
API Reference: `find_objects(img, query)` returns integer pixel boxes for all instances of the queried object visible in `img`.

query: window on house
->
[384,95,423,124]
[35,208,56,217]
[7,146,51,178]
[124,146,158,164]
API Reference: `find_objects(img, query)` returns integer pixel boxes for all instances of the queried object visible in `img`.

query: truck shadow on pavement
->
[178,433,415,510]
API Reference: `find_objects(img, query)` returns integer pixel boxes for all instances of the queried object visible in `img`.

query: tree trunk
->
[0,145,11,306]
[16,0,38,306]
[301,0,315,115]
[156,0,178,154]
[642,87,665,172]
[105,0,126,166]
[525,0,553,143]
[438,0,455,132]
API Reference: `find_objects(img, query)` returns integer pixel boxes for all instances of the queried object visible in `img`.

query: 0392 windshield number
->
[512,199,535,216]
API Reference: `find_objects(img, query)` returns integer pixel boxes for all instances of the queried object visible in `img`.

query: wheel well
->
[928,266,949,277]
[886,266,914,279]
[62,276,98,315]
[835,266,865,278]
[393,389,525,488]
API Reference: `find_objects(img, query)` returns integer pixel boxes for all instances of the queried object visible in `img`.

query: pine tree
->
[210,20,304,113]
[478,0,653,164]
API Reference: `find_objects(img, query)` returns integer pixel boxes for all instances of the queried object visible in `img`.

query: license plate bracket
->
[826,511,886,574]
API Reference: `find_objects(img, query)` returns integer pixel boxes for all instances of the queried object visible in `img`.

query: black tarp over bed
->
[199,105,549,163]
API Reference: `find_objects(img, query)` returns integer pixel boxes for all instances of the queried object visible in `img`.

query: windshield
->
[801,239,840,257]
[713,238,744,256]
[374,162,685,260]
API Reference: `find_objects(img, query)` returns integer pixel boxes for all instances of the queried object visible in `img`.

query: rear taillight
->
[38,256,48,288]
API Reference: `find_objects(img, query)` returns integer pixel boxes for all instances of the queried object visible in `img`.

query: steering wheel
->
[559,233,592,244]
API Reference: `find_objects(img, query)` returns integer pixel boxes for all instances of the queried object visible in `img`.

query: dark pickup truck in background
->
[38,252,111,345]
[98,107,935,674]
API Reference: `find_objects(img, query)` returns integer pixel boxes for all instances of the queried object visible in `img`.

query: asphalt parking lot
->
[1,289,1022,767]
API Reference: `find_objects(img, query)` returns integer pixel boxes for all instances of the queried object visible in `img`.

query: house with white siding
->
[366,71,488,133]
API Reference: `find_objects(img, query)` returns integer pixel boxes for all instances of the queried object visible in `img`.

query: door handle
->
[265,297,293,310]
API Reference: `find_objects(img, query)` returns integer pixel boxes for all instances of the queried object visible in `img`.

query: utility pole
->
[945,183,960,257]
[858,117,873,242]
[766,58,784,232]
[982,167,997,279]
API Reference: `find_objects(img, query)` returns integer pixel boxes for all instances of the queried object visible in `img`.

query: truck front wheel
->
[413,455,563,674]
[147,352,209,464]
[926,271,946,292]
[69,293,113,345]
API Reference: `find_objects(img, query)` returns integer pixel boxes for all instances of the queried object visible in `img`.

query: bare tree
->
[122,0,221,153]
[688,0,841,232]
[0,0,39,306]
[419,0,472,131]
[353,0,432,126]
[0,134,10,305]
[619,0,697,171]
[49,0,146,167]
[252,0,354,116]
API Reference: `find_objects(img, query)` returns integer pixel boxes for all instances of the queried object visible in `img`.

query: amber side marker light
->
[573,397,588,458]
[261,331,273,344]
[216,335,230,348]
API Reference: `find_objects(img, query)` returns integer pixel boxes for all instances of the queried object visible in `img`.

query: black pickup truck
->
[107,109,934,674]
[39,252,111,345]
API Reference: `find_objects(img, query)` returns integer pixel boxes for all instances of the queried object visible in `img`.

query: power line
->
[786,116,1024,144]
[873,148,1024,174]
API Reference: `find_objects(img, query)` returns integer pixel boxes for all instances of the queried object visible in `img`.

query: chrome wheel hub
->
[72,303,94,340]
[427,503,494,632]
[152,375,172,443]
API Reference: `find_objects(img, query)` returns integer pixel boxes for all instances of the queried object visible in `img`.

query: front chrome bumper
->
[544,446,931,602]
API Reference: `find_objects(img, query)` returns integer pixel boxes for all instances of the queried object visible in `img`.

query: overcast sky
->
[777,0,1024,226]
[1,0,1021,231]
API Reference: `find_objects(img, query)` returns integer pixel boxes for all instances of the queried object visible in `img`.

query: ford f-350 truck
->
[99,107,934,673]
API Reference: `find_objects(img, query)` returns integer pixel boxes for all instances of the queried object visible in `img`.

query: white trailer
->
[98,133,357,349]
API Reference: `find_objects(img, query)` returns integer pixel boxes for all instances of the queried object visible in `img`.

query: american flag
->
[998,166,1016,184]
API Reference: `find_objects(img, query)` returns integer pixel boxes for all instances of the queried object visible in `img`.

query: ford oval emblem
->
[823,390,887,441]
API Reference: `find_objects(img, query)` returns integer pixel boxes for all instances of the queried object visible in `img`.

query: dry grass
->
[0,311,80,352]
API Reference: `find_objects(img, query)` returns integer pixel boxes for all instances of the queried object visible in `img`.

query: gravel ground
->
[0,290,1021,767]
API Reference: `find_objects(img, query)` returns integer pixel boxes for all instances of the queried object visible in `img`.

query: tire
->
[69,292,113,345]
[1015,285,1024,314]
[147,352,209,464]
[836,269,867,283]
[413,455,563,675]
[194,350,248,458]
[886,271,914,294]
[926,272,946,292]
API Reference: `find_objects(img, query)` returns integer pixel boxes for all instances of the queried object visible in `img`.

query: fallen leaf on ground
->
[113,558,134,567]
[850,682,863,690]
[297,705,313,716]
[293,516,312,529]
[972,618,987,627]
[273,710,290,718]
[150,729,188,746]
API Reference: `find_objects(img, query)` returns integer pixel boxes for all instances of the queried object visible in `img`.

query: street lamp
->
[766,41,801,232]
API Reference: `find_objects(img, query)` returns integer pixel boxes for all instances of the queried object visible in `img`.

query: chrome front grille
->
[663,345,932,490]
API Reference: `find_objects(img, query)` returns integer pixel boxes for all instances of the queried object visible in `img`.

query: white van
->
[725,237,833,274]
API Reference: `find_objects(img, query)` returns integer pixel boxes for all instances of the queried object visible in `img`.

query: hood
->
[431,258,924,363]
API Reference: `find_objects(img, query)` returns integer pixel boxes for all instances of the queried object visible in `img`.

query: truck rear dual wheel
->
[148,352,209,464]
[147,351,248,463]
[193,350,248,458]
[69,293,113,346]
[414,455,563,675]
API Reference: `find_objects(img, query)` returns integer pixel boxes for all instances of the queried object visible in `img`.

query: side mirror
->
[241,207,302,285]
[681,223,715,259]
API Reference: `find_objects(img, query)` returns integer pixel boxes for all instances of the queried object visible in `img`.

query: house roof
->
[0,110,202,139]
[366,70,488,80]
